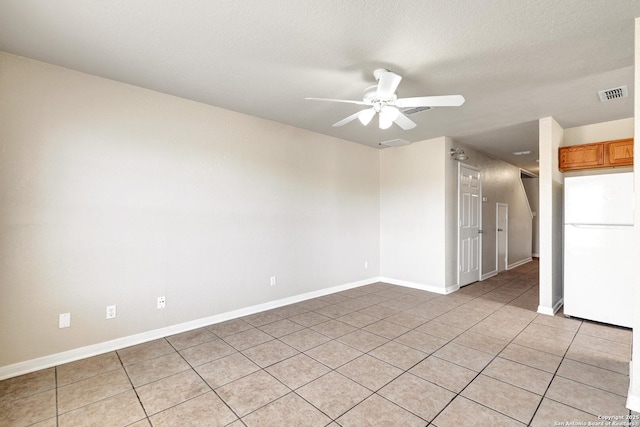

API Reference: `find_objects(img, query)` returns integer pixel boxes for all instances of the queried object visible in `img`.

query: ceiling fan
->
[306,69,465,130]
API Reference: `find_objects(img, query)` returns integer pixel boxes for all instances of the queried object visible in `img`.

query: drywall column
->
[379,137,452,293]
[538,117,564,315]
[626,16,640,412]
[444,137,459,288]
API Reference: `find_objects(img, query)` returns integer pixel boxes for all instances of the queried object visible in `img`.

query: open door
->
[458,163,482,286]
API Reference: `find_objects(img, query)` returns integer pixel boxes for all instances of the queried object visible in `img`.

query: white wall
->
[0,53,380,370]
[379,137,452,293]
[538,117,564,315]
[563,117,634,146]
[626,16,640,413]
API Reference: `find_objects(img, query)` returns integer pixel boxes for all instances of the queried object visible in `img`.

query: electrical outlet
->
[59,313,71,328]
[157,296,166,309]
[106,305,117,319]
[270,276,276,287]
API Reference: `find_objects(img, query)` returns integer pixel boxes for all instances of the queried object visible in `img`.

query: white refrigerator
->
[563,172,634,328]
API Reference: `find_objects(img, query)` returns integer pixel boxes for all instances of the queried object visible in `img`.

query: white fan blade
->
[395,95,465,108]
[393,112,417,130]
[376,71,402,98]
[306,97,368,106]
[333,111,365,127]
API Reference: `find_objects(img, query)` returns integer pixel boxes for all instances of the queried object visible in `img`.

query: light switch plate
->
[59,313,71,328]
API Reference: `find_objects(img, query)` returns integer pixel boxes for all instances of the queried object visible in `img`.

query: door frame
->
[457,162,482,286]
[496,202,508,272]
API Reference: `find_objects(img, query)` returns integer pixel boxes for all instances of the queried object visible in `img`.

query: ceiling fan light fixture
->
[379,106,399,129]
[379,115,393,129]
[358,109,375,125]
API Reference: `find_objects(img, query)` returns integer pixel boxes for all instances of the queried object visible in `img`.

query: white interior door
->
[497,203,508,272]
[458,164,482,286]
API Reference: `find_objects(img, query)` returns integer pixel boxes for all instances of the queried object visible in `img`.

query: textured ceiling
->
[1,0,639,173]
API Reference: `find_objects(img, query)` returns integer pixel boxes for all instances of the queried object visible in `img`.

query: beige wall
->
[379,137,451,292]
[563,117,634,146]
[0,53,380,369]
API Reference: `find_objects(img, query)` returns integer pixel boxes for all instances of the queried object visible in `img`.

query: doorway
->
[457,163,482,286]
[497,203,508,272]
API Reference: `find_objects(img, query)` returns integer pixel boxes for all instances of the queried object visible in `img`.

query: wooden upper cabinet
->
[559,138,633,172]
[607,138,634,166]
[558,142,604,172]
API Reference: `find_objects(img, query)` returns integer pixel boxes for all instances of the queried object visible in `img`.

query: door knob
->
[478,230,483,233]
[498,228,503,231]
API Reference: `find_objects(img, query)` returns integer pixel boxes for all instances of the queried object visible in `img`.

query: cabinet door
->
[607,138,634,166]
[559,143,604,172]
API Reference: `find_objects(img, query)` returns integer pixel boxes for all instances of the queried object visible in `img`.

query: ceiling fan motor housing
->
[363,86,397,111]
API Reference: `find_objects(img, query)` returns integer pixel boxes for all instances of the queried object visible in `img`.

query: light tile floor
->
[1,259,637,426]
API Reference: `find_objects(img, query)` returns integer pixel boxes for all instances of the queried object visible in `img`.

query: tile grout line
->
[315,269,538,425]
[94,274,528,425]
[422,273,541,426]
[242,272,535,423]
[55,366,59,427]
[537,320,634,420]
[526,319,586,425]
[116,344,154,426]
[302,270,537,425]
[165,334,247,424]
[215,281,488,424]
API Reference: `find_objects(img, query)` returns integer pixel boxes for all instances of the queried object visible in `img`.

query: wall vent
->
[380,139,411,147]
[403,106,432,115]
[598,86,628,102]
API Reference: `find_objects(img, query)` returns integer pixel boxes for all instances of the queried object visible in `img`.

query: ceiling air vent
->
[403,106,432,115]
[380,139,411,147]
[598,86,628,102]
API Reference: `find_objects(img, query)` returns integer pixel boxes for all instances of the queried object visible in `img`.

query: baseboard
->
[537,297,564,316]
[378,277,455,295]
[0,277,379,381]
[481,270,498,280]
[532,253,540,258]
[627,392,640,412]
[507,257,532,270]
[627,362,640,411]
